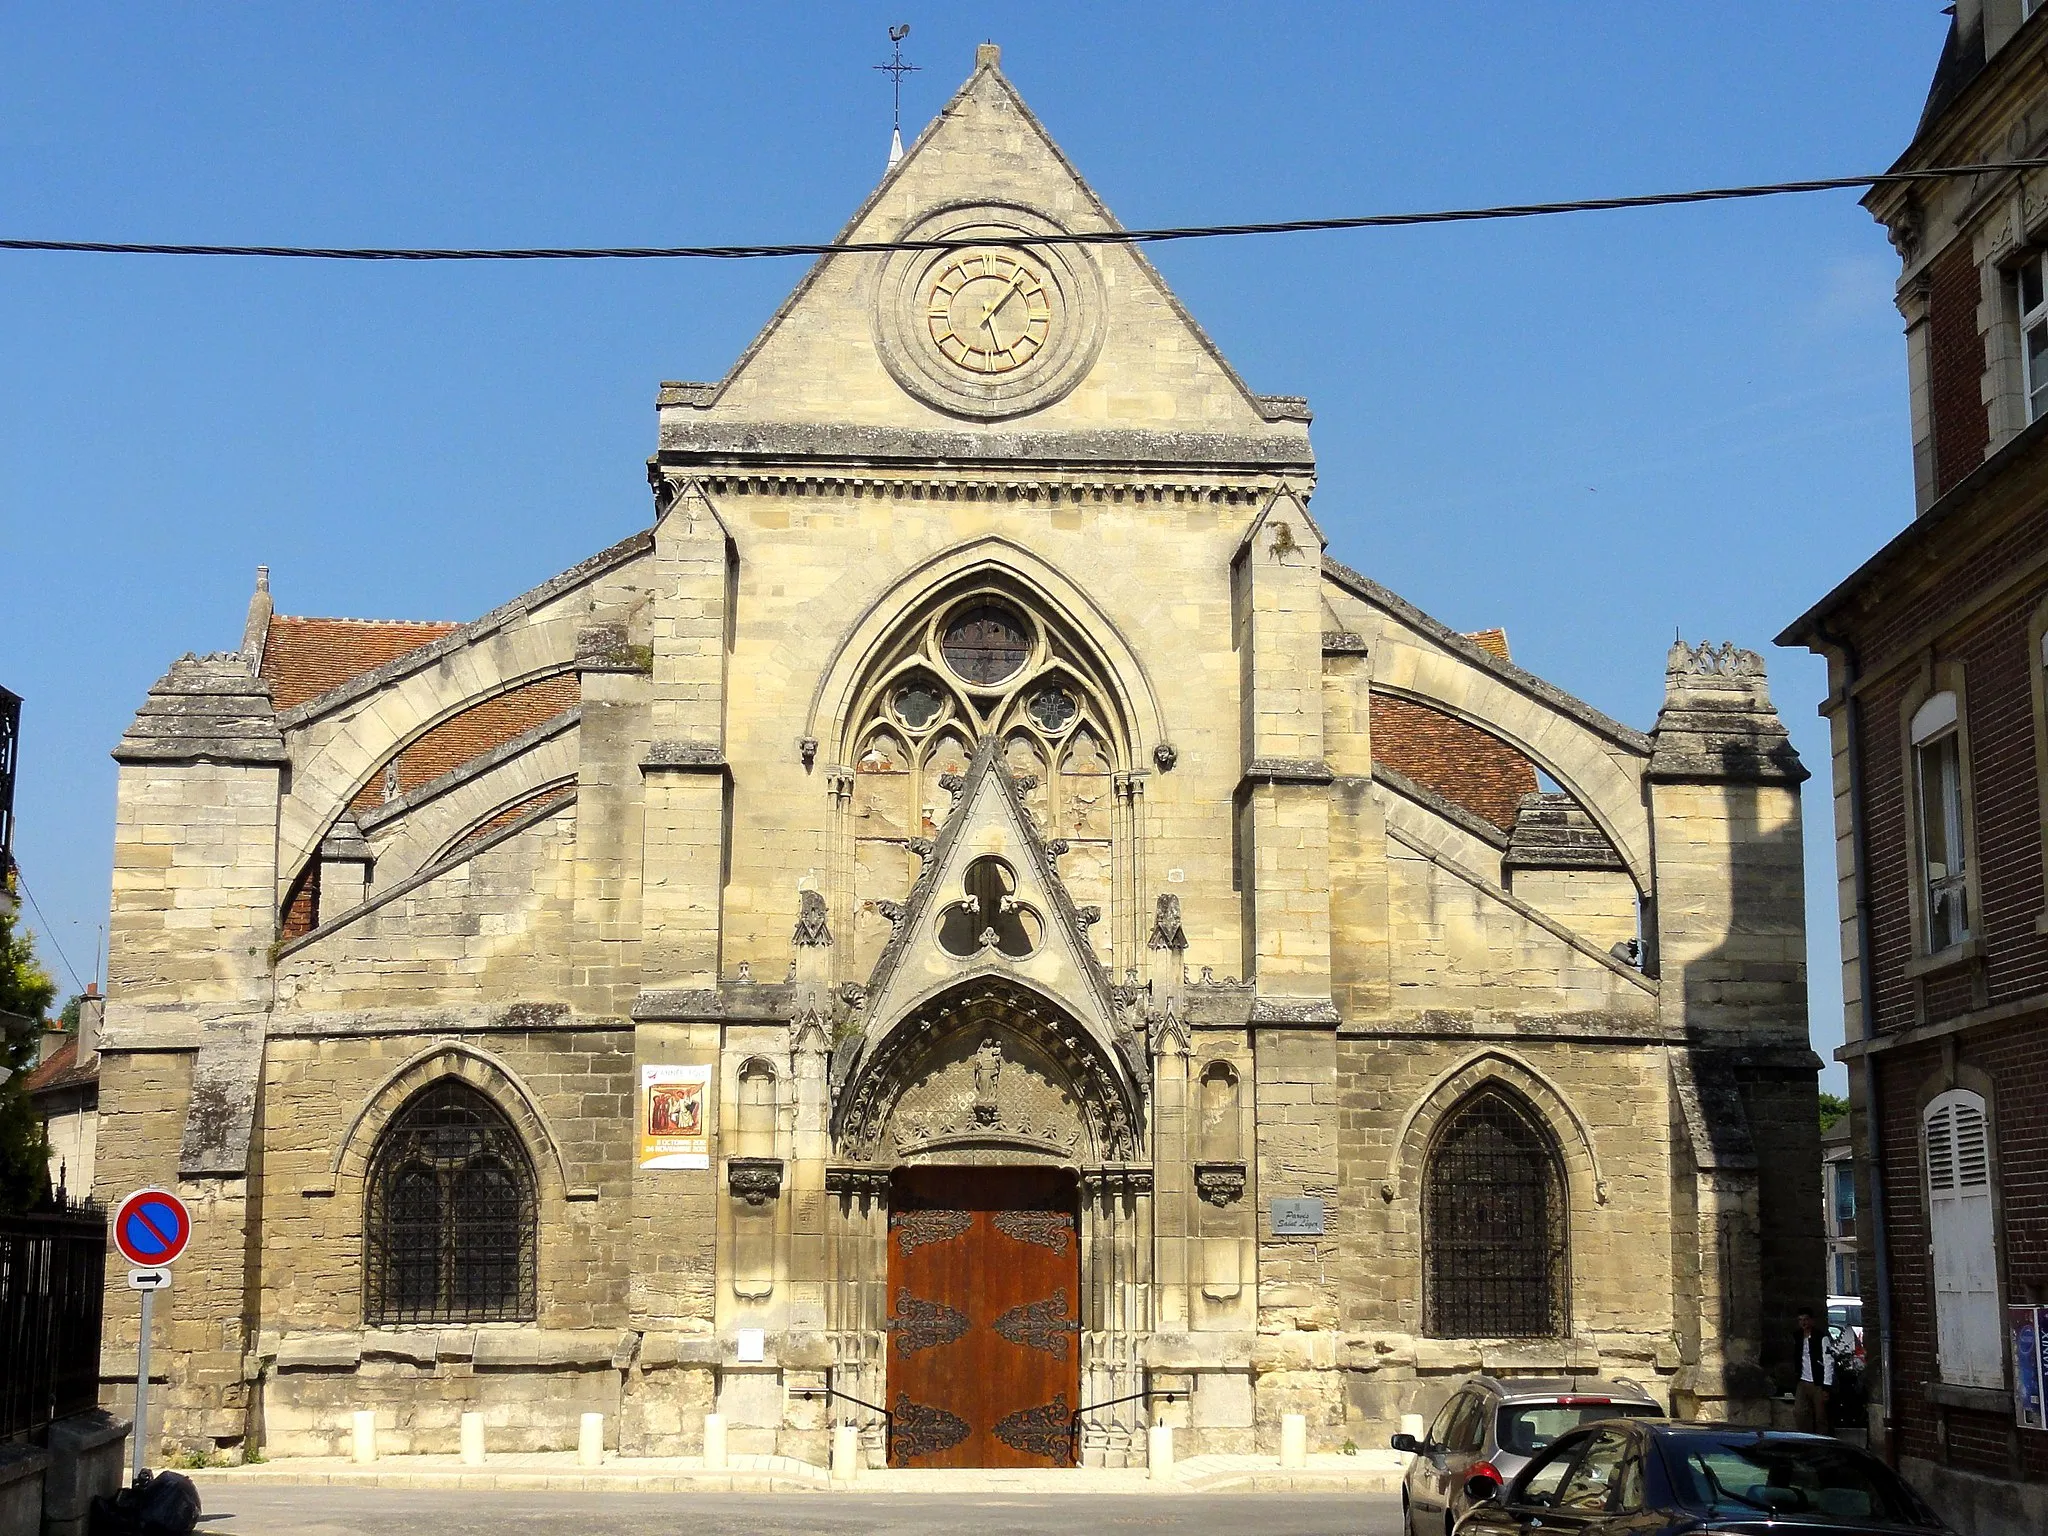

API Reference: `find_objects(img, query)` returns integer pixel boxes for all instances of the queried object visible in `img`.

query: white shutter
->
[1926,1090,2003,1389]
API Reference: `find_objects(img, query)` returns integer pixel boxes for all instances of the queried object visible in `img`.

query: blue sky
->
[0,4,1956,1088]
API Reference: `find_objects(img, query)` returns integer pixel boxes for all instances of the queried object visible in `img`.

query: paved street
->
[193,1487,1402,1536]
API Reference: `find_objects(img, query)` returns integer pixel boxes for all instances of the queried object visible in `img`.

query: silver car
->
[1391,1374,1663,1536]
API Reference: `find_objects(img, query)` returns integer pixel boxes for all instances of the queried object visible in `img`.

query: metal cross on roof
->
[875,24,920,166]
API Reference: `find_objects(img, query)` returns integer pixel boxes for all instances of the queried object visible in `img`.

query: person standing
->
[1793,1307,1834,1434]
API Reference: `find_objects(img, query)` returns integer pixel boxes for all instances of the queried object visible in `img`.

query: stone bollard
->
[702,1412,727,1471]
[1280,1413,1308,1468]
[460,1412,485,1466]
[350,1411,377,1464]
[578,1413,604,1468]
[831,1423,860,1482]
[1148,1423,1174,1482]
[1401,1412,1426,1443]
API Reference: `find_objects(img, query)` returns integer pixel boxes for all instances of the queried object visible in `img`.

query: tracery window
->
[365,1080,537,1326]
[1423,1087,1567,1339]
[844,584,1131,972]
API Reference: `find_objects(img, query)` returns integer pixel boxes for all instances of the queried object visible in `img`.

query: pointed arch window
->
[365,1080,537,1325]
[1424,1087,1568,1339]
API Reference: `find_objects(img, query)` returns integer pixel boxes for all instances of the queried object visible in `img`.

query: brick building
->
[97,45,1819,1469]
[1781,4,2048,1530]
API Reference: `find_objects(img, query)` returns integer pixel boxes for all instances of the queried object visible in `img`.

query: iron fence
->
[0,1197,107,1444]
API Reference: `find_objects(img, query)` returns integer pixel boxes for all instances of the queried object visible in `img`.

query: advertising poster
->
[2014,1305,2046,1431]
[639,1064,712,1169]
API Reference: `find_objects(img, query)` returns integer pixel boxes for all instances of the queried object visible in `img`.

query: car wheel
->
[1444,1511,1456,1536]
[1401,1490,1412,1536]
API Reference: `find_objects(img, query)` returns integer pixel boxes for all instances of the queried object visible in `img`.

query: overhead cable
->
[0,158,2040,263]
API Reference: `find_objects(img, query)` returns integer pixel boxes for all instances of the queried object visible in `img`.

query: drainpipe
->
[1822,619,1897,1464]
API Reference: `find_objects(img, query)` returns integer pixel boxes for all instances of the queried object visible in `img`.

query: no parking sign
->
[113,1188,191,1268]
[113,1187,190,1483]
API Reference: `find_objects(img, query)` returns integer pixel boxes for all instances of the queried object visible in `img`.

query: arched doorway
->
[826,980,1150,1468]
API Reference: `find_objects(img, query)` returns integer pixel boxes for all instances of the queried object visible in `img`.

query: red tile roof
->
[1371,629,1540,833]
[260,616,458,713]
[24,1036,97,1097]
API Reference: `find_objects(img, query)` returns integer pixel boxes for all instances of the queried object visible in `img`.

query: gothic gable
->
[851,737,1130,1075]
[659,48,1313,462]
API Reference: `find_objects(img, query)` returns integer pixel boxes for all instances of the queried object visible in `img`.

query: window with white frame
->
[1911,691,1971,951]
[1924,1088,2002,1387]
[2020,253,2048,423]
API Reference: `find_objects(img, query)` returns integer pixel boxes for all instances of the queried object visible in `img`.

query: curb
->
[186,1458,1406,1497]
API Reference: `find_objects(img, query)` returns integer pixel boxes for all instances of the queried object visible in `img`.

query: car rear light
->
[1557,1397,1613,1406]
[1467,1460,1504,1488]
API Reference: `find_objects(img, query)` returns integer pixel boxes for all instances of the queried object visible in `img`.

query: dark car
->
[1453,1418,1954,1535]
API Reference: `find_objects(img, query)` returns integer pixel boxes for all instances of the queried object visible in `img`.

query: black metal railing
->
[1070,1388,1185,1462]
[793,1385,894,1460]
[0,1197,107,1444]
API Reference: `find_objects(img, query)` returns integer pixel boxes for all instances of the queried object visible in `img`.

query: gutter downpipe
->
[1822,619,1897,1465]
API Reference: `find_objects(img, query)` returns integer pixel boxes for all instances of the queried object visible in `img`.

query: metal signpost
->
[112,1188,192,1482]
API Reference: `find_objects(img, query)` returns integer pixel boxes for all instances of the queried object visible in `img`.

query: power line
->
[12,865,84,995]
[0,158,2034,263]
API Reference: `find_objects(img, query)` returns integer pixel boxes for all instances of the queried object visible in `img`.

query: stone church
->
[95,46,1821,1468]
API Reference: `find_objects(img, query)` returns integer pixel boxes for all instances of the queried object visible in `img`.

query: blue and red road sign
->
[113,1188,192,1268]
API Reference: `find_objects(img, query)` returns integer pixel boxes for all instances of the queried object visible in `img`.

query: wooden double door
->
[886,1166,1082,1467]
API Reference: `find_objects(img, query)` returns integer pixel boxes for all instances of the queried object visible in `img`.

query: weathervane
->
[875,23,920,167]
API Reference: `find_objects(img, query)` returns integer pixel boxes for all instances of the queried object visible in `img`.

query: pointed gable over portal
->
[857,737,1130,1070]
[829,738,1149,1165]
[658,44,1314,470]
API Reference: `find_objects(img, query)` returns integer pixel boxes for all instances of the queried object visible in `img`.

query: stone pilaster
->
[1647,640,1816,1420]
[640,480,735,990]
[1232,492,1332,1001]
[101,653,287,1456]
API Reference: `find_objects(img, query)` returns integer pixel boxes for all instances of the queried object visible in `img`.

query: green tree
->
[0,895,57,1212]
[1818,1091,1849,1134]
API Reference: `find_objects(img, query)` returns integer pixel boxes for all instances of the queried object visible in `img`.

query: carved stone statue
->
[1148,893,1188,952]
[973,1036,1003,1124]
[792,889,833,947]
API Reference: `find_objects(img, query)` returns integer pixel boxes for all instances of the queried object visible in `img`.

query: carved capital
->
[1194,1161,1247,1206]
[727,1156,785,1206]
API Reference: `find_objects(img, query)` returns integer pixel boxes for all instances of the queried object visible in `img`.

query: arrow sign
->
[113,1188,192,1268]
[127,1268,172,1291]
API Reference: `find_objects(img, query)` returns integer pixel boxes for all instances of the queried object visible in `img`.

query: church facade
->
[95,47,1821,1467]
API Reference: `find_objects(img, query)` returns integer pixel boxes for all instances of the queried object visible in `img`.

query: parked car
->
[1453,1418,1954,1535]
[1391,1375,1662,1536]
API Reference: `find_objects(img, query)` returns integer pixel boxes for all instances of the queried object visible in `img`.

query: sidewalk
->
[189,1449,1407,1496]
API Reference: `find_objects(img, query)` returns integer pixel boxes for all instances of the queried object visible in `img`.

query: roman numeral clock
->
[873,204,1106,419]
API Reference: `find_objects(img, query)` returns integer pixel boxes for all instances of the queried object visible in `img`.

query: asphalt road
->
[194,1488,1403,1536]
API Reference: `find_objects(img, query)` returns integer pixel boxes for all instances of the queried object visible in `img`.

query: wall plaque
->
[1270,1196,1326,1236]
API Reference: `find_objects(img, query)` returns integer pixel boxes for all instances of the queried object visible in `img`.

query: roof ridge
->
[270,614,459,628]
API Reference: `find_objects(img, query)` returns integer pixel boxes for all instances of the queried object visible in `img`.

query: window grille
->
[365,1081,536,1326]
[1424,1088,1568,1339]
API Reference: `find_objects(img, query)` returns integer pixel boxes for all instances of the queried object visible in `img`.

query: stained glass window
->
[941,603,1031,686]
[1424,1088,1567,1338]
[365,1081,536,1325]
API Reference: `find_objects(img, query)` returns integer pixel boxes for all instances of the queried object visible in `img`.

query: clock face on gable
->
[925,249,1053,375]
[873,206,1104,420]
